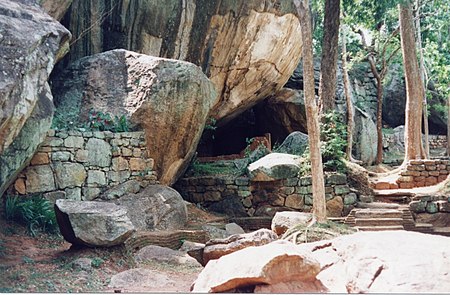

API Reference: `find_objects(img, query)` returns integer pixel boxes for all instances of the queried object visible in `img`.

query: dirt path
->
[0,204,224,293]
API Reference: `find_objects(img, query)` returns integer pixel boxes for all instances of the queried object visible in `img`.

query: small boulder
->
[203,228,278,265]
[55,199,135,247]
[248,153,302,181]
[112,185,188,231]
[108,268,176,290]
[179,240,206,266]
[100,180,141,200]
[225,223,245,236]
[271,211,313,236]
[134,245,201,268]
[275,131,309,156]
[192,240,323,293]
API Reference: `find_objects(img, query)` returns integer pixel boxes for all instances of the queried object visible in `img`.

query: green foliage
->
[4,195,58,237]
[320,111,347,172]
[91,257,104,268]
[186,157,244,177]
[85,109,130,132]
[52,107,132,133]
[299,111,348,176]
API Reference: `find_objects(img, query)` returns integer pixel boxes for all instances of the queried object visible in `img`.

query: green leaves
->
[4,195,58,237]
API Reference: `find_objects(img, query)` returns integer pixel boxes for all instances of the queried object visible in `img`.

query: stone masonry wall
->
[175,173,357,218]
[396,159,449,189]
[10,129,157,202]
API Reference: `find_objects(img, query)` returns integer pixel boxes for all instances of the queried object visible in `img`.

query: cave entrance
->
[196,108,271,159]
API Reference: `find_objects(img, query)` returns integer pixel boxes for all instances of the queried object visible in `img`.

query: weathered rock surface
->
[55,199,135,247]
[108,268,176,290]
[274,131,309,156]
[203,228,278,265]
[134,245,201,267]
[52,49,216,185]
[255,89,308,144]
[0,0,70,196]
[271,211,313,236]
[40,0,72,20]
[193,231,450,293]
[58,0,302,126]
[248,153,302,181]
[192,240,324,293]
[353,107,377,165]
[112,185,188,231]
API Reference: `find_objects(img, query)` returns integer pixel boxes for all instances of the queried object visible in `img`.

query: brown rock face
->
[202,228,278,265]
[39,0,73,20]
[0,0,70,196]
[192,240,324,293]
[58,0,302,125]
[53,50,217,185]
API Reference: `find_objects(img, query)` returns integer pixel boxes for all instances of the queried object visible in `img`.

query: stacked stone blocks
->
[176,173,357,217]
[12,129,157,202]
[397,159,449,189]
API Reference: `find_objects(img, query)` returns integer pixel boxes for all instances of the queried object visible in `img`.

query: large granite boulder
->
[203,228,278,265]
[52,50,217,185]
[0,0,70,196]
[248,153,302,181]
[353,107,377,165]
[112,185,188,231]
[57,0,302,125]
[39,0,72,20]
[193,230,450,293]
[55,199,135,247]
[192,240,324,293]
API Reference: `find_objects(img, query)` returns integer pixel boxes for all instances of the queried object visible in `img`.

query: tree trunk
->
[318,0,340,114]
[294,0,327,223]
[366,56,384,165]
[341,26,355,161]
[447,94,450,157]
[415,0,429,159]
[399,1,425,162]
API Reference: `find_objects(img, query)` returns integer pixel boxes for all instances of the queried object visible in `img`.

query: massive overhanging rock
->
[0,0,71,196]
[57,0,303,125]
[52,49,217,185]
[39,0,73,20]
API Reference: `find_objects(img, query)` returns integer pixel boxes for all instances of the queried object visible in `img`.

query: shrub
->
[4,195,58,236]
[299,111,348,175]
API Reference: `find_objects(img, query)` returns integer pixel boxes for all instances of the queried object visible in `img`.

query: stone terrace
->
[10,130,157,202]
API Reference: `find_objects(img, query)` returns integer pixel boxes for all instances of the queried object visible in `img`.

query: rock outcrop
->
[274,131,309,156]
[52,49,217,185]
[55,199,135,247]
[40,0,73,20]
[57,0,302,125]
[193,230,450,293]
[0,0,70,196]
[111,185,188,231]
[248,153,303,181]
[134,245,201,267]
[192,240,324,293]
[203,228,278,265]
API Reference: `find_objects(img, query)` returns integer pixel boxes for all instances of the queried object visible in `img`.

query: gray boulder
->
[275,131,309,156]
[0,0,70,196]
[112,185,188,231]
[271,211,313,236]
[134,245,201,267]
[353,107,377,165]
[55,199,135,247]
[248,153,302,181]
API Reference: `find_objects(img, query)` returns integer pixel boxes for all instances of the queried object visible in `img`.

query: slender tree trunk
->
[447,94,450,156]
[341,26,355,161]
[366,57,384,165]
[294,0,327,223]
[415,0,430,159]
[318,0,340,114]
[399,1,425,162]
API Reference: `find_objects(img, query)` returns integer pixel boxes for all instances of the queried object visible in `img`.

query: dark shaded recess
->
[197,108,269,157]
[207,196,248,217]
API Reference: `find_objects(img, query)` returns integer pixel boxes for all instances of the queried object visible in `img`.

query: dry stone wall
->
[175,173,357,218]
[11,130,157,202]
[397,159,449,189]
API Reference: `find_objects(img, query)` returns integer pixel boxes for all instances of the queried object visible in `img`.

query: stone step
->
[356,202,400,209]
[355,225,405,231]
[354,209,403,219]
[432,227,450,237]
[355,217,404,227]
